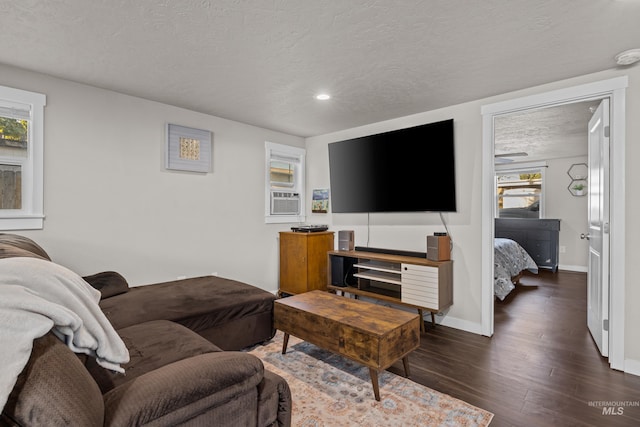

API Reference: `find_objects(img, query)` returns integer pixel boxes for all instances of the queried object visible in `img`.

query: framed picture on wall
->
[165,124,212,173]
[312,188,329,213]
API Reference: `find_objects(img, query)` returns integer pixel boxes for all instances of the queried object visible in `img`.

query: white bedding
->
[494,238,538,300]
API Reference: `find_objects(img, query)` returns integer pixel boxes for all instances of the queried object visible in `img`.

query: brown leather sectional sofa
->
[0,234,291,426]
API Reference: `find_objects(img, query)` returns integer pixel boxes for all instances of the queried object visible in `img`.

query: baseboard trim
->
[437,315,483,335]
[558,264,587,273]
[624,358,640,377]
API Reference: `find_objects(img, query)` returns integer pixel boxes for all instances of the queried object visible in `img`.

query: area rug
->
[248,332,493,426]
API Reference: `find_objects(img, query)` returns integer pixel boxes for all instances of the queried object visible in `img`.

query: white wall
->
[545,156,589,271]
[0,64,304,291]
[307,106,486,331]
[306,67,640,370]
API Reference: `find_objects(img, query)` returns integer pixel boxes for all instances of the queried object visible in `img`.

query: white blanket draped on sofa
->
[0,257,129,413]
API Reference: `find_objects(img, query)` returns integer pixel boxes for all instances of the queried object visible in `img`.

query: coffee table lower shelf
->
[274,290,420,401]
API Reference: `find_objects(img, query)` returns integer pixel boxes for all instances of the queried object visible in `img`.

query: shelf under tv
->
[353,270,402,285]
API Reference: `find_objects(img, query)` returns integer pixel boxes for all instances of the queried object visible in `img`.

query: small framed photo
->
[312,189,329,213]
[166,124,212,173]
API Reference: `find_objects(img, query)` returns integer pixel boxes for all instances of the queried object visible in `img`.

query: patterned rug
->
[248,332,493,426]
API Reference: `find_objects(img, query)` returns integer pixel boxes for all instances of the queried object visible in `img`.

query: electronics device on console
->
[354,246,427,258]
[330,256,356,287]
[290,224,329,232]
[338,230,355,251]
[427,234,451,261]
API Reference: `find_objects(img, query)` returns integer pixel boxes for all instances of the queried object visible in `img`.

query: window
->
[495,162,546,219]
[265,142,305,223]
[269,160,295,188]
[0,85,46,230]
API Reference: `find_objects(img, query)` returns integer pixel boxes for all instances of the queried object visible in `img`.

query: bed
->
[494,237,538,300]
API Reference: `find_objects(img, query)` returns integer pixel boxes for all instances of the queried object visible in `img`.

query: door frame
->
[480,76,627,370]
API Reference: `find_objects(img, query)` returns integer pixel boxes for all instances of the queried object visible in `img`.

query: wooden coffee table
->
[274,290,420,401]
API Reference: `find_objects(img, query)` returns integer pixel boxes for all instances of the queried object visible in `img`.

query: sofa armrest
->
[258,370,292,427]
[83,271,129,299]
[103,352,264,426]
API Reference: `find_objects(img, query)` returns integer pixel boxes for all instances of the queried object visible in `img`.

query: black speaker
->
[330,256,356,287]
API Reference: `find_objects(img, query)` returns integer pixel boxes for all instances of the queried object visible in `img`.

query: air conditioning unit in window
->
[271,191,300,215]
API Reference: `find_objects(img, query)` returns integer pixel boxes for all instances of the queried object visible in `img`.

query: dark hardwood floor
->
[390,270,640,426]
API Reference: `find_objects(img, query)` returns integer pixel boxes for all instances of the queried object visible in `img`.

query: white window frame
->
[0,85,46,230]
[495,161,547,219]
[265,141,306,224]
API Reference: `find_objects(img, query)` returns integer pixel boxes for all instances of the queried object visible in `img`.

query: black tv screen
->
[328,119,456,213]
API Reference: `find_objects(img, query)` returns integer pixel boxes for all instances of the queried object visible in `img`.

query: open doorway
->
[493,99,599,271]
[490,100,598,339]
[480,76,627,370]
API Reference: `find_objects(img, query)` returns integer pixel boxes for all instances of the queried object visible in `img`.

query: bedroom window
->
[495,163,545,219]
[265,141,306,224]
[0,85,46,230]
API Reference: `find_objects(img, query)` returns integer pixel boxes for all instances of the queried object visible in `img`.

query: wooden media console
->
[327,250,453,332]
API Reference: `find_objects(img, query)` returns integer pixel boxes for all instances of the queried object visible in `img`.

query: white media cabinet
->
[327,250,453,331]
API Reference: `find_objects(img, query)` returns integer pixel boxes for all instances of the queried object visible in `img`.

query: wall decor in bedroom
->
[165,123,212,173]
[567,162,587,197]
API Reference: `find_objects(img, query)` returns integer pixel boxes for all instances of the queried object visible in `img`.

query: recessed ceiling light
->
[615,48,640,66]
[315,93,331,100]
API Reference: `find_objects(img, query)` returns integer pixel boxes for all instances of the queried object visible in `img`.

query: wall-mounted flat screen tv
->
[328,119,456,213]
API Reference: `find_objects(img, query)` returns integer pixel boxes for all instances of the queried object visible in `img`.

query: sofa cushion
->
[1,333,104,427]
[100,276,276,348]
[103,351,264,427]
[86,320,221,393]
[83,271,130,299]
[0,233,51,260]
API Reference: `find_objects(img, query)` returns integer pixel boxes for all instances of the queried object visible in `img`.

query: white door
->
[585,99,610,357]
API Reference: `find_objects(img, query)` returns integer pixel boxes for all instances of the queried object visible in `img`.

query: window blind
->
[0,101,31,121]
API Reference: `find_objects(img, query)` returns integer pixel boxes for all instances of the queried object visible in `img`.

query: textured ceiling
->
[494,100,601,163]
[1,0,639,137]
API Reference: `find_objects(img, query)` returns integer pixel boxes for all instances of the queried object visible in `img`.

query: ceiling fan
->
[494,152,528,163]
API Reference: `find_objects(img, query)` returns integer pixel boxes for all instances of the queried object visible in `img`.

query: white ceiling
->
[494,100,601,163]
[1,0,639,137]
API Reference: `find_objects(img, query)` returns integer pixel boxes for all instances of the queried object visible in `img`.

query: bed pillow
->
[83,271,130,299]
